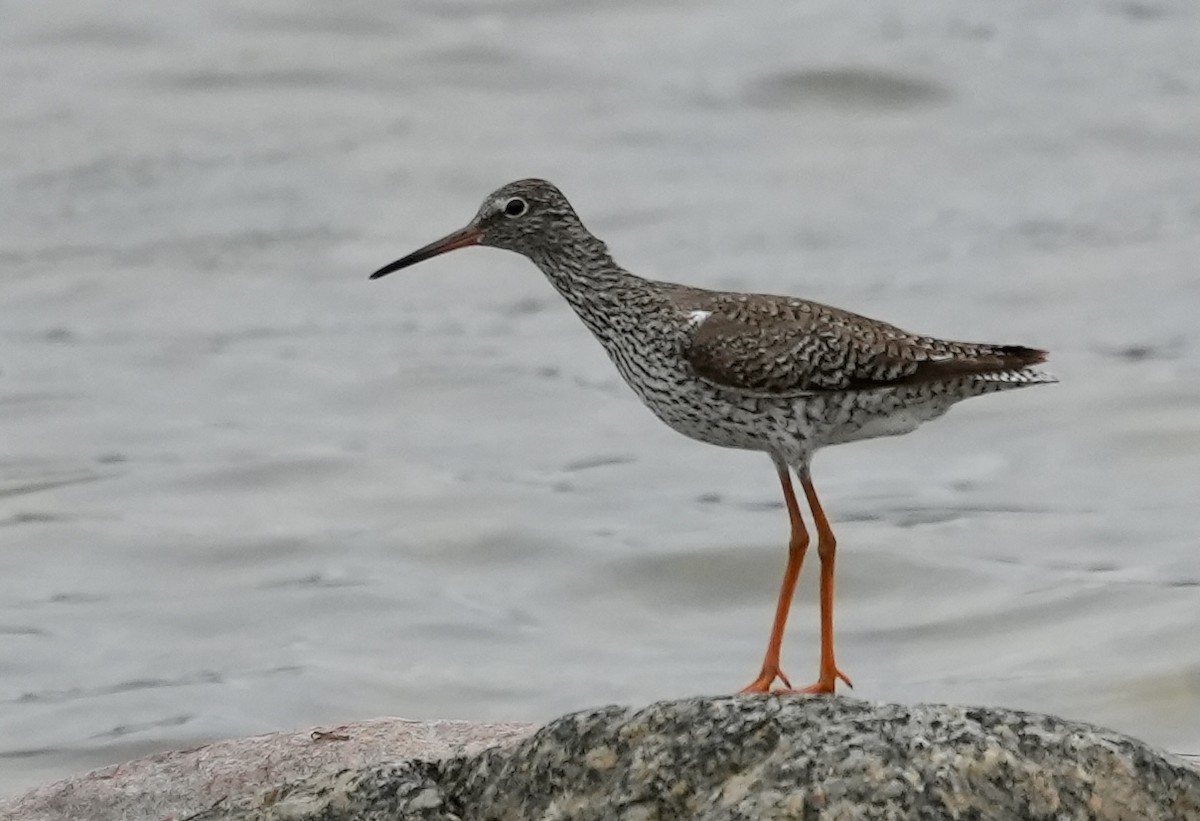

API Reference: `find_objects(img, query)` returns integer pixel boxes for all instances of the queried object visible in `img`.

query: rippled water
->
[2,0,1199,798]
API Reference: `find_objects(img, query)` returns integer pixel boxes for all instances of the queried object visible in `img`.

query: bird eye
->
[503,197,528,217]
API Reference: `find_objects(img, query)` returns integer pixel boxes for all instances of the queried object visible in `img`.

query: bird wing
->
[681,298,1046,395]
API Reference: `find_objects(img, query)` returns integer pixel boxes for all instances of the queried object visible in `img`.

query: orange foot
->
[738,665,793,694]
[774,667,853,695]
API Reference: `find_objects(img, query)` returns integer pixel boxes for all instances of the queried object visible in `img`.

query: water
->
[2,0,1199,798]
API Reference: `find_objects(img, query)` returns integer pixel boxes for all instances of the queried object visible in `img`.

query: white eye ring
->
[502,197,528,218]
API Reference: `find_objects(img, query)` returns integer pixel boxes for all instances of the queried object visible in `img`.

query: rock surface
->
[6,697,1199,821]
[0,718,535,821]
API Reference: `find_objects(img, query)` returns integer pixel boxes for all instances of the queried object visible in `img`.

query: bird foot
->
[772,666,853,696]
[738,665,793,694]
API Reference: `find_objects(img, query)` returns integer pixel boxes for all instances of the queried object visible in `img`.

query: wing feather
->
[681,299,1046,395]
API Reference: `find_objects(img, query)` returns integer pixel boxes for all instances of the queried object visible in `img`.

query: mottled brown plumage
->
[370,178,1056,696]
[675,290,1048,393]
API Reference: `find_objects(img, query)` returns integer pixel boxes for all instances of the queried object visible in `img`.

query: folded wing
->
[682,300,1047,395]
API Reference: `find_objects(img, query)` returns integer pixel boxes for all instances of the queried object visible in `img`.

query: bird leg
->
[782,471,853,695]
[739,461,809,694]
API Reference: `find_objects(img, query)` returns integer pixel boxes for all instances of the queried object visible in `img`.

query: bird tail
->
[895,343,1057,386]
[993,345,1049,368]
[955,345,1057,385]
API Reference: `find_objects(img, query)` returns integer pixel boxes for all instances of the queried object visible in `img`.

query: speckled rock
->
[205,696,1200,821]
[0,718,535,821]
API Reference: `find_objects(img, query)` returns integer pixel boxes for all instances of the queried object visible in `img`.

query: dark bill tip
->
[369,225,483,280]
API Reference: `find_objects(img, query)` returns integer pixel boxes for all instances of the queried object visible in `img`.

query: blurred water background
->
[2,0,1199,798]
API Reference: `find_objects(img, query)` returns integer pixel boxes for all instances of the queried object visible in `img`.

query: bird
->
[369,179,1056,695]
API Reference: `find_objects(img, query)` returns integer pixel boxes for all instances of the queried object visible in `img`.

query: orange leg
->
[739,460,809,694]
[780,470,853,694]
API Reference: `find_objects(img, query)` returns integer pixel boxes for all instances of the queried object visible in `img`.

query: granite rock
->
[0,718,535,821]
[202,696,1200,821]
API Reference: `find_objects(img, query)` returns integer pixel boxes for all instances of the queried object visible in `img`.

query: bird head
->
[369,178,584,279]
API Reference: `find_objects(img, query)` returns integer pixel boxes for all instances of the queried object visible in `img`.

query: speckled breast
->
[599,329,981,464]
[598,331,795,453]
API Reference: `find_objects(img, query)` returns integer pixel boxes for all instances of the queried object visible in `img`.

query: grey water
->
[2,0,1199,798]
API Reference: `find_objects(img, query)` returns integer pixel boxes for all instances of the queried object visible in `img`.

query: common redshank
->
[370,179,1055,695]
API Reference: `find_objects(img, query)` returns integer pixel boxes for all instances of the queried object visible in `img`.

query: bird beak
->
[369,224,483,280]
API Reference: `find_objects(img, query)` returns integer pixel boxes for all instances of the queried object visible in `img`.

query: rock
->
[194,697,1200,820]
[0,718,535,821]
[5,698,1198,821]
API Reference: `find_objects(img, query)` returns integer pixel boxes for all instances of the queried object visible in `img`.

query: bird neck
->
[527,236,650,330]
